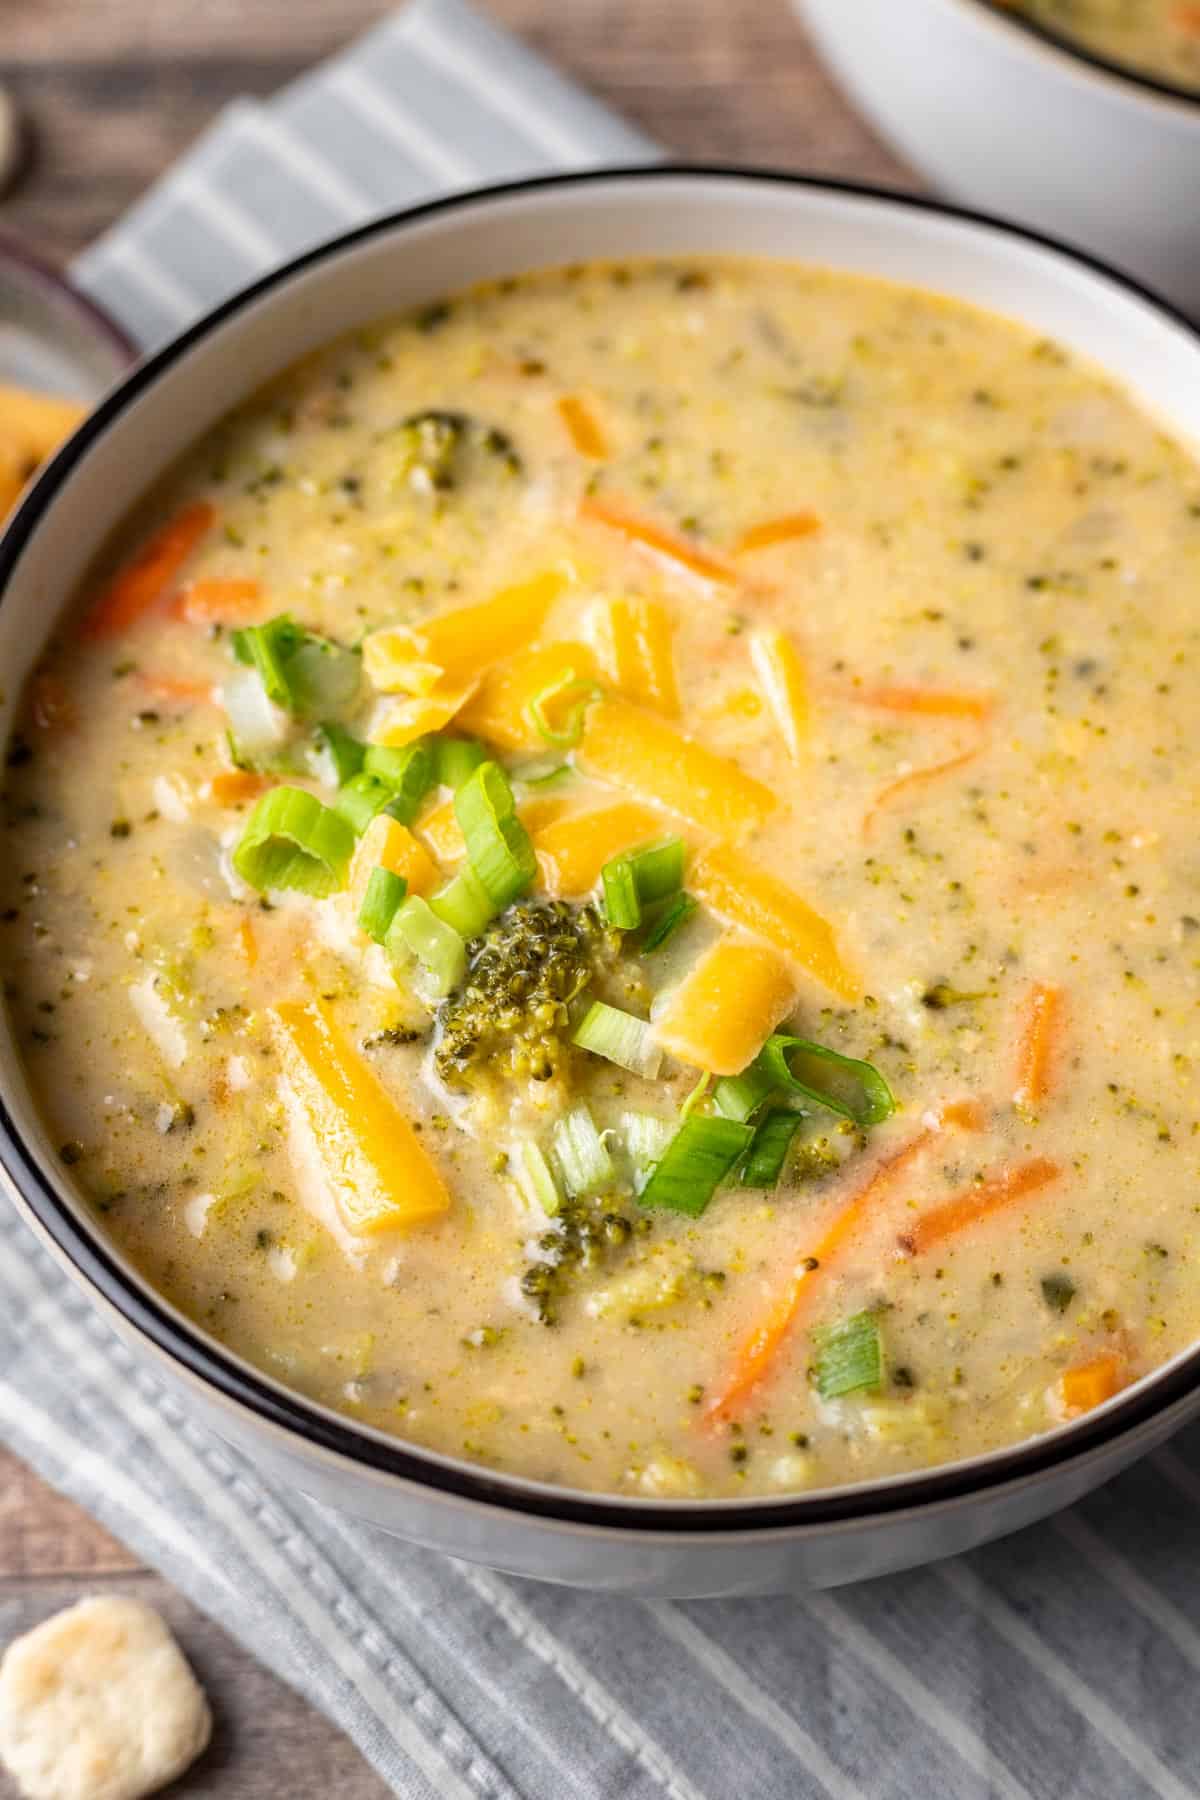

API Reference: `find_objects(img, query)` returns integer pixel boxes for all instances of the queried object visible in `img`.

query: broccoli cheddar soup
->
[7,257,1200,1502]
[1000,0,1200,90]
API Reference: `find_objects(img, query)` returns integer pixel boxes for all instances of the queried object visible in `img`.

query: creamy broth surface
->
[1001,0,1200,89]
[7,258,1200,1500]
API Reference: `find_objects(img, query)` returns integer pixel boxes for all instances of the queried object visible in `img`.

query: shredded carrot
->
[863,746,982,838]
[557,394,609,459]
[28,671,75,732]
[1059,1352,1123,1417]
[207,769,269,807]
[1014,982,1063,1112]
[173,577,263,624]
[703,1124,948,1427]
[236,916,258,968]
[938,1097,988,1132]
[579,495,739,586]
[138,673,215,705]
[852,685,994,721]
[1174,3,1200,31]
[81,501,215,639]
[898,1157,1062,1258]
[734,512,821,554]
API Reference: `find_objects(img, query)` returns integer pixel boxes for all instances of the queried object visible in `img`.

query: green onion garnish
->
[433,735,488,791]
[679,1071,711,1122]
[620,1111,675,1191]
[519,760,572,790]
[233,615,359,718]
[334,771,395,835]
[358,867,407,944]
[363,739,434,826]
[756,1035,895,1129]
[510,1139,562,1217]
[640,891,698,954]
[739,1110,803,1188]
[387,894,466,1000]
[572,1000,663,1078]
[712,1061,778,1124]
[811,1310,884,1399]
[551,1104,615,1198]
[313,721,365,786]
[525,669,602,749]
[232,786,354,897]
[455,760,537,910]
[601,836,685,929]
[429,865,495,940]
[639,1115,754,1217]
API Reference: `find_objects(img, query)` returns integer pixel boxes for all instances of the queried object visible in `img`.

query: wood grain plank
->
[0,1450,136,1577]
[0,1571,391,1798]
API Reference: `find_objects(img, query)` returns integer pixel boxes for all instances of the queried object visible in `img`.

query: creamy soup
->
[1000,0,1200,89]
[5,258,1200,1501]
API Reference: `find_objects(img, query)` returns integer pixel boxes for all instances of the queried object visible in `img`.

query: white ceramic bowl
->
[4,169,1200,1596]
[799,0,1200,318]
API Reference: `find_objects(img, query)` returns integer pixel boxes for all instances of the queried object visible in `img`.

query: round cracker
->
[0,1596,212,1800]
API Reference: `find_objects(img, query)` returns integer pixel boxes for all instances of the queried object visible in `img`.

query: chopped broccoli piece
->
[433,898,619,1090]
[519,1191,642,1325]
[394,409,523,493]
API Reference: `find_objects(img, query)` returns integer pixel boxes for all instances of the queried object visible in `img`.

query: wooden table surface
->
[0,4,911,1793]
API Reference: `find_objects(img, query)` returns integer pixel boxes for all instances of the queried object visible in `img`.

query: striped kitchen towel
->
[0,3,1197,1797]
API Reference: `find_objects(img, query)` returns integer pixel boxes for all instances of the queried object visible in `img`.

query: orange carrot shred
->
[898,1157,1062,1258]
[138,673,215,705]
[1174,3,1200,31]
[863,747,982,838]
[81,501,215,639]
[1014,982,1064,1111]
[579,494,739,585]
[1059,1352,1123,1416]
[734,513,821,554]
[938,1097,988,1132]
[704,1122,954,1428]
[852,685,994,721]
[236,916,258,967]
[207,769,269,807]
[557,394,609,459]
[173,577,263,624]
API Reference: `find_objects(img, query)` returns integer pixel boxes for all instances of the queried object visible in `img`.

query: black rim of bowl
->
[962,0,1200,109]
[2,165,1199,1535]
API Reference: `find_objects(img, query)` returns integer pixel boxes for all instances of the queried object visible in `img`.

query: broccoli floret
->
[394,410,523,493]
[520,1192,645,1325]
[433,899,619,1090]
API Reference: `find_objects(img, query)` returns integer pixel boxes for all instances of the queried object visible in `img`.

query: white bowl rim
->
[5,163,1200,1536]
[947,0,1200,113]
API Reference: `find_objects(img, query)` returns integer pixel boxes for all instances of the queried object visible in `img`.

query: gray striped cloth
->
[0,3,1195,1795]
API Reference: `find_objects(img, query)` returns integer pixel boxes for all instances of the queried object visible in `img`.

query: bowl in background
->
[2,169,1200,1594]
[798,0,1200,318]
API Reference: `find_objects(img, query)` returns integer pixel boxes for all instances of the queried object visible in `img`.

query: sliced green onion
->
[620,1111,675,1192]
[601,855,641,930]
[641,891,698,954]
[433,735,488,791]
[712,1061,778,1124]
[232,614,359,720]
[455,760,536,909]
[812,1310,884,1399]
[639,1115,754,1217]
[551,1104,615,1198]
[601,836,685,929]
[429,865,495,939]
[222,669,291,768]
[363,739,434,826]
[518,760,572,790]
[739,1110,803,1188]
[572,1000,663,1078]
[313,721,365,786]
[386,894,466,1000]
[509,1139,562,1218]
[358,867,407,944]
[232,786,354,897]
[334,771,395,835]
[679,1071,711,1122]
[756,1035,895,1129]
[525,669,602,749]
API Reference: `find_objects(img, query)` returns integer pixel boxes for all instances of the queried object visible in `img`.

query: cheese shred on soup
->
[7,258,1200,1500]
